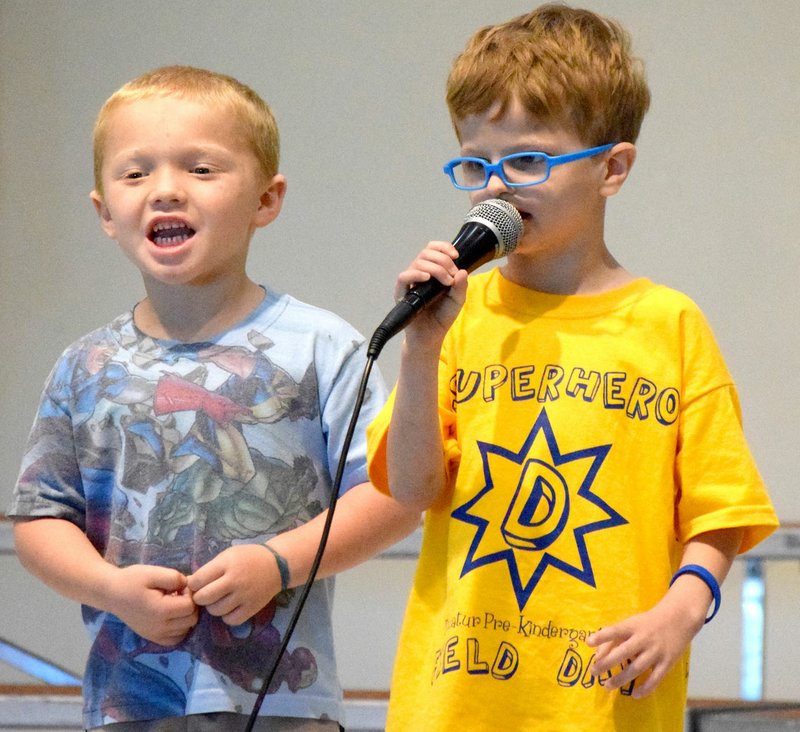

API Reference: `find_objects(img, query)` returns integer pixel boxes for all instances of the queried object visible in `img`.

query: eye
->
[123,170,145,180]
[460,159,486,175]
[506,153,547,173]
[192,166,212,175]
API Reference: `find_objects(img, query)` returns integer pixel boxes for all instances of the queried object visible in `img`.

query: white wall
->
[1,0,798,702]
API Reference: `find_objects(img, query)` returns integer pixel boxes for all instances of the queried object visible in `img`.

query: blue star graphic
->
[452,408,627,610]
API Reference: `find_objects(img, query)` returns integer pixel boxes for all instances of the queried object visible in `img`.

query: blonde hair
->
[93,65,279,194]
[446,3,650,145]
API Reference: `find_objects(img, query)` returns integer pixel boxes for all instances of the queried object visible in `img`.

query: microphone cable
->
[245,199,521,728]
[245,353,376,731]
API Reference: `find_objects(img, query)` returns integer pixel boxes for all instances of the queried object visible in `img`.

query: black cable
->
[244,354,376,731]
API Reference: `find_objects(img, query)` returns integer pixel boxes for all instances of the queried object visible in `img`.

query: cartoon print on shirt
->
[452,407,627,611]
[24,322,327,712]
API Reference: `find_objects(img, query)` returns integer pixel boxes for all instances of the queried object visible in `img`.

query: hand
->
[394,240,468,345]
[586,598,704,698]
[188,544,281,626]
[107,565,199,646]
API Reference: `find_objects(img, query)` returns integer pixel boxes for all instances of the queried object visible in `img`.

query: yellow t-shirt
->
[367,270,777,731]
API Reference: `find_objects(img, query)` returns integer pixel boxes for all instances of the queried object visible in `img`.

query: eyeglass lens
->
[452,153,549,188]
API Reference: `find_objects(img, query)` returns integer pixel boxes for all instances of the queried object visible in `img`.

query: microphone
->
[367,198,523,359]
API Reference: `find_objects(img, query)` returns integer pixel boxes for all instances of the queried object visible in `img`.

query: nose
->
[477,169,512,202]
[148,169,186,208]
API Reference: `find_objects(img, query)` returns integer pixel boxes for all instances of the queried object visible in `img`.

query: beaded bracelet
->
[670,564,721,624]
[262,543,290,593]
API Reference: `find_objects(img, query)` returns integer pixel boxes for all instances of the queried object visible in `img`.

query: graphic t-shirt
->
[367,270,777,732]
[10,289,386,729]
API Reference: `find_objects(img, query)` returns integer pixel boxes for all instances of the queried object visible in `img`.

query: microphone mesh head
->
[464,199,524,256]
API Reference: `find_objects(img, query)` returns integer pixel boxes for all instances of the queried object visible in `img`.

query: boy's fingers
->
[200,592,238,616]
[222,606,249,627]
[144,567,188,592]
[187,560,226,592]
[591,638,636,675]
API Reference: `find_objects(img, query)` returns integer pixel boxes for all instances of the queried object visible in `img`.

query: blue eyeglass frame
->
[443,143,616,190]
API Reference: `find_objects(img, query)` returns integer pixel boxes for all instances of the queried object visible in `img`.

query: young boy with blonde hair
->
[9,65,419,732]
[366,5,777,730]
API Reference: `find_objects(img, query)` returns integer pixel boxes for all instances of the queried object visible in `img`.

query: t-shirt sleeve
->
[320,337,389,495]
[8,354,87,527]
[367,348,461,498]
[674,307,778,553]
[675,383,777,553]
[366,389,394,496]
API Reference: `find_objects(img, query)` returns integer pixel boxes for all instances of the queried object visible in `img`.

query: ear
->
[599,143,637,198]
[90,190,117,239]
[253,174,287,229]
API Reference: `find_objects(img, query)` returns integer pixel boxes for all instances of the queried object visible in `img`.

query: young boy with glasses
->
[9,65,419,732]
[366,5,777,730]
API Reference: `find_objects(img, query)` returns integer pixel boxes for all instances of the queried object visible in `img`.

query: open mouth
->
[149,221,196,247]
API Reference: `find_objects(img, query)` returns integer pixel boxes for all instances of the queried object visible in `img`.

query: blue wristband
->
[670,564,721,624]
[262,543,290,593]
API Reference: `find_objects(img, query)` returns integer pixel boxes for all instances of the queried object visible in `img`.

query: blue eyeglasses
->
[443,143,615,190]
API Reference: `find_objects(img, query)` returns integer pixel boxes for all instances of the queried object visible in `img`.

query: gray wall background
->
[1,0,798,702]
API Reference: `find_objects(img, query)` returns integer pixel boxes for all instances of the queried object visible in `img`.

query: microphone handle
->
[367,299,417,360]
[367,221,503,359]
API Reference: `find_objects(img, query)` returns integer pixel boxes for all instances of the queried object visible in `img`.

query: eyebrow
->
[459,143,557,159]
[108,143,236,165]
